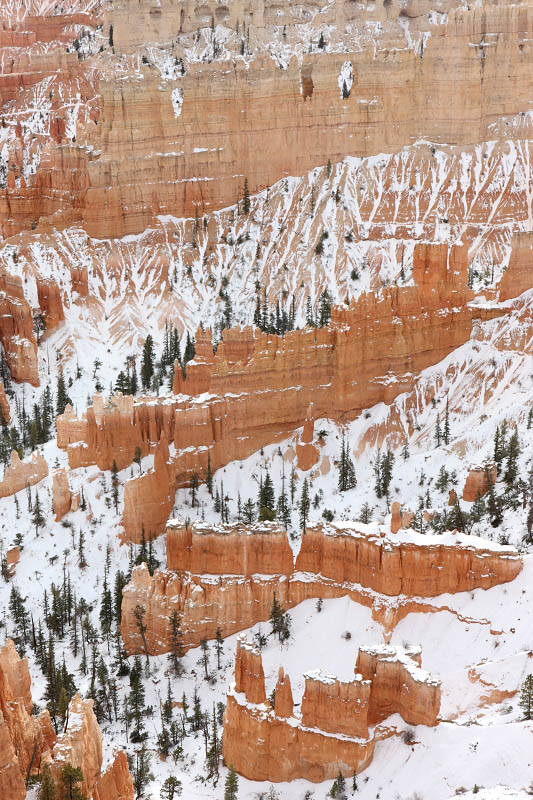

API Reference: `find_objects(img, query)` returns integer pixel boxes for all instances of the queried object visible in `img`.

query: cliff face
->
[56,243,505,542]
[462,463,498,502]
[222,638,439,782]
[121,521,522,654]
[0,270,38,386]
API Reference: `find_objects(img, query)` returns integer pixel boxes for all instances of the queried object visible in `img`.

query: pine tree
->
[160,776,182,800]
[130,744,153,798]
[338,432,356,492]
[168,611,184,676]
[141,334,155,390]
[504,428,520,487]
[56,373,72,415]
[243,178,250,214]
[443,396,450,445]
[402,438,409,460]
[258,471,276,521]
[58,763,87,800]
[434,413,441,447]
[205,453,213,496]
[358,502,373,524]
[39,763,58,800]
[519,674,533,719]
[190,473,199,508]
[299,478,310,534]
[111,460,119,513]
[224,765,239,800]
[215,627,224,670]
[32,491,45,535]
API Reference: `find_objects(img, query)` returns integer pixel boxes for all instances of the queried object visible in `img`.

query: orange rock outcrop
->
[0,639,57,798]
[48,694,102,799]
[92,750,134,800]
[499,231,533,302]
[0,449,48,499]
[0,270,38,386]
[462,463,498,502]
[52,468,72,522]
[222,638,439,782]
[57,243,505,542]
[121,520,522,654]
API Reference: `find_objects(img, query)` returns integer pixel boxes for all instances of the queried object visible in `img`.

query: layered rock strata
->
[92,750,134,800]
[121,520,522,654]
[57,243,504,541]
[221,636,439,782]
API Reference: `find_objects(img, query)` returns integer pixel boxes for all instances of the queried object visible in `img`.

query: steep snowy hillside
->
[1,0,533,799]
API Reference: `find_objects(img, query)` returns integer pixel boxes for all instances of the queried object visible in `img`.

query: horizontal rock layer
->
[120,520,521,654]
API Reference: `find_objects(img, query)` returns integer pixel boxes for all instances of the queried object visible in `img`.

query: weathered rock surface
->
[222,638,439,782]
[0,270,38,386]
[49,694,102,800]
[121,521,522,654]
[92,750,134,800]
[462,463,498,502]
[52,468,72,522]
[0,450,48,499]
[57,243,505,542]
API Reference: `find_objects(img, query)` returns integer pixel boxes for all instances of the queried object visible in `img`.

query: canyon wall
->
[92,750,134,800]
[57,243,506,542]
[120,520,522,654]
[221,636,439,782]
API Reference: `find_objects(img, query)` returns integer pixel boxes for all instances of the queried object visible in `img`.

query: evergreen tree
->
[141,334,155,390]
[243,498,255,524]
[128,656,147,741]
[269,593,291,643]
[519,674,533,720]
[402,438,409,461]
[487,477,503,527]
[56,373,72,415]
[299,477,310,534]
[318,289,332,326]
[434,413,441,447]
[338,432,356,492]
[358,502,373,524]
[443,396,450,445]
[200,638,210,681]
[168,611,184,676]
[57,763,87,800]
[39,763,58,800]
[189,473,199,508]
[111,460,119,514]
[224,766,239,800]
[130,744,153,799]
[504,428,520,487]
[32,491,45,535]
[205,453,213,496]
[258,471,276,521]
[160,776,182,800]
[215,627,224,670]
[243,178,250,214]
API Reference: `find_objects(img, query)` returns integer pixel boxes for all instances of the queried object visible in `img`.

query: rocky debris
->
[0,450,48,499]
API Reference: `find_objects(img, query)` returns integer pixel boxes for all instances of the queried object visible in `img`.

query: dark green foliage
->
[338,431,356,492]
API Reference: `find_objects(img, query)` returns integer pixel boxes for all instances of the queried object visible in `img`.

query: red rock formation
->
[390,503,415,534]
[222,638,439,782]
[0,382,11,425]
[301,671,371,738]
[274,668,294,719]
[92,750,134,800]
[52,468,72,521]
[6,547,19,577]
[0,639,56,794]
[58,243,505,541]
[356,645,441,727]
[0,449,48,499]
[234,637,267,705]
[166,520,293,576]
[121,521,522,654]
[499,231,533,302]
[49,694,102,800]
[0,270,38,386]
[462,463,498,502]
[36,277,64,332]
